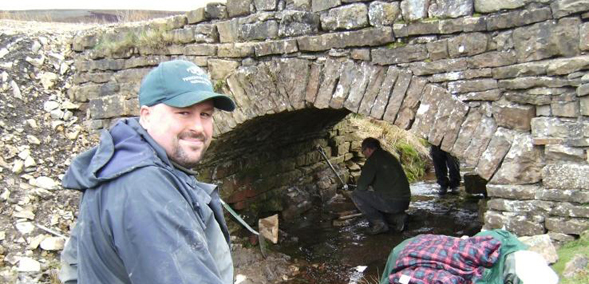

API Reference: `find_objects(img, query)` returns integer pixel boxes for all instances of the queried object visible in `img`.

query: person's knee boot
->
[394,213,408,232]
[383,212,408,232]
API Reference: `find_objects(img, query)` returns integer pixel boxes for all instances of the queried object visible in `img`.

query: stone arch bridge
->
[70,0,589,241]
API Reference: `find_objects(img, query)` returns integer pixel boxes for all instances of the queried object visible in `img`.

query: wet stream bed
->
[273,180,485,284]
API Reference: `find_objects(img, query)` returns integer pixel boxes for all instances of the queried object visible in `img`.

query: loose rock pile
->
[0,20,101,283]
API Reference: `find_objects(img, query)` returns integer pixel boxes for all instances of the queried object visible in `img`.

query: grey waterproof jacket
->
[60,118,233,284]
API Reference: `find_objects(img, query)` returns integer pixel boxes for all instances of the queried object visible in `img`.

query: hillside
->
[0,10,184,23]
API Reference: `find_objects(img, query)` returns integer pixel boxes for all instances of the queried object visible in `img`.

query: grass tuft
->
[553,230,589,284]
[348,114,430,183]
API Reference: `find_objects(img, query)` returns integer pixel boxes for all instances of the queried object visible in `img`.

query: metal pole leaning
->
[316,145,348,190]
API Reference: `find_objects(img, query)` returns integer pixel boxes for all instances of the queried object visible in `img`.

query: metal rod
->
[316,145,346,186]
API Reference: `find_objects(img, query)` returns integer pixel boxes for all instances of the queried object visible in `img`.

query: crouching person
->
[352,138,411,235]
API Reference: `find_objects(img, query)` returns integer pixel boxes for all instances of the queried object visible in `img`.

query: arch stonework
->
[70,0,589,239]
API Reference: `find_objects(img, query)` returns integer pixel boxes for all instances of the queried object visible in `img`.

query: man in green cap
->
[60,60,236,283]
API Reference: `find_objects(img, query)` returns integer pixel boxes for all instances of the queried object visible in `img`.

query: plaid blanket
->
[389,234,502,284]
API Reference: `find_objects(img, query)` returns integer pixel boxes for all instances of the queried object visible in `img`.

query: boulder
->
[518,234,559,264]
[543,163,589,190]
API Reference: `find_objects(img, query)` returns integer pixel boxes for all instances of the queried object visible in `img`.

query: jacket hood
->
[62,118,171,191]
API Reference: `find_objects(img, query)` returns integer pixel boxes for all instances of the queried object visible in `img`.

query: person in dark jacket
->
[59,60,236,284]
[430,144,461,195]
[351,137,411,235]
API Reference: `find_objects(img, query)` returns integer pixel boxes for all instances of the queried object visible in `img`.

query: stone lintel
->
[531,117,587,141]
[113,68,151,84]
[298,27,394,52]
[372,44,427,65]
[217,43,255,58]
[492,61,548,79]
[532,138,565,145]
[431,69,493,83]
[123,56,170,69]
[89,95,136,119]
[546,217,589,235]
[499,77,572,90]
[536,188,589,204]
[254,39,298,57]
[484,210,546,236]
[551,0,589,19]
[468,51,517,68]
[184,44,218,56]
[457,89,502,102]
[486,7,552,31]
[487,198,553,214]
[487,184,539,200]
[552,202,589,218]
[547,55,589,76]
[543,163,589,190]
[409,58,468,76]
[448,78,498,94]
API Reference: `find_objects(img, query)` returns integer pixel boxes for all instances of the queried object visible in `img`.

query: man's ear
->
[139,106,151,127]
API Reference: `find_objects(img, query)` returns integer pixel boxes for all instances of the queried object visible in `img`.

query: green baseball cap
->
[139,60,235,111]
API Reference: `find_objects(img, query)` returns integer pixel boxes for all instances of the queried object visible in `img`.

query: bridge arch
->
[70,0,589,239]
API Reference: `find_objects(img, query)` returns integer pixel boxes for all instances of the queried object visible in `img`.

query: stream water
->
[275,180,485,284]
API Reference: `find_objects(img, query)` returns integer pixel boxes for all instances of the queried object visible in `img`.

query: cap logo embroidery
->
[187,66,206,76]
[183,66,212,86]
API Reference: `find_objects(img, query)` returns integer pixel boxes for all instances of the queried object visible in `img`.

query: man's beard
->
[170,131,209,168]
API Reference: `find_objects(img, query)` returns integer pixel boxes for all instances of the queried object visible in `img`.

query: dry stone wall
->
[69,0,589,239]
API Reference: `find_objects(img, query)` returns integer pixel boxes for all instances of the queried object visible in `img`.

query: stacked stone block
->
[69,0,589,239]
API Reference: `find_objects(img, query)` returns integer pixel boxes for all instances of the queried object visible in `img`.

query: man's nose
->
[189,115,205,132]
